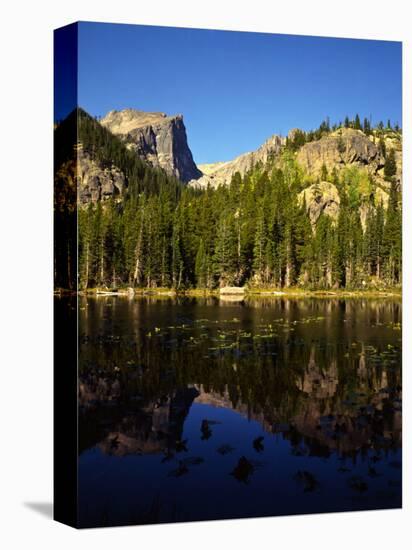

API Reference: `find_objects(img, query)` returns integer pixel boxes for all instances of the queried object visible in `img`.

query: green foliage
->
[320,163,328,181]
[285,129,306,151]
[384,149,397,180]
[378,137,387,159]
[78,108,184,198]
[73,110,402,291]
[382,181,402,284]
[337,135,346,155]
[340,167,373,209]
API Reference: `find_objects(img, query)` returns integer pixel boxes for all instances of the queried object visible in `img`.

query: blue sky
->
[74,22,402,164]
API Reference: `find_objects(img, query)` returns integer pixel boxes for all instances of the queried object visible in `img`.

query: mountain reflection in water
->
[76,296,402,527]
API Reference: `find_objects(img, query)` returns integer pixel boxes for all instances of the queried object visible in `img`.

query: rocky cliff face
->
[296,128,384,177]
[78,150,126,204]
[190,134,284,188]
[101,108,202,182]
[191,125,400,228]
[57,147,127,205]
[298,181,341,226]
[189,126,401,193]
[296,128,402,190]
[294,128,403,227]
[74,108,402,226]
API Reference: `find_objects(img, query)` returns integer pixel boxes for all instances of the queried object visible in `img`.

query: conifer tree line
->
[285,114,401,151]
[74,110,401,291]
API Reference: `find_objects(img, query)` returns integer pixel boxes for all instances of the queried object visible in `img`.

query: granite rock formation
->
[57,147,126,205]
[190,134,284,188]
[78,150,126,204]
[296,128,384,176]
[298,181,341,226]
[101,108,201,182]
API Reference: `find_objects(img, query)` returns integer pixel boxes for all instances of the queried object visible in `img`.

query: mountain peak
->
[101,108,200,182]
[101,108,174,135]
[191,133,284,188]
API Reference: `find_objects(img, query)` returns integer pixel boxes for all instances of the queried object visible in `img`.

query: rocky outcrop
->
[296,128,384,176]
[298,179,390,232]
[101,108,201,183]
[376,132,403,186]
[298,181,340,226]
[190,134,284,188]
[74,108,401,221]
[56,148,126,205]
[190,126,398,190]
[78,150,126,204]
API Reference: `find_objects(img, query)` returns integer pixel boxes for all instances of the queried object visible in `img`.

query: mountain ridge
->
[54,108,402,291]
[100,107,201,183]
[87,107,403,197]
[191,133,285,188]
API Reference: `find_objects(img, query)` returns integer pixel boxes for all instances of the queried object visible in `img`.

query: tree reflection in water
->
[75,296,401,527]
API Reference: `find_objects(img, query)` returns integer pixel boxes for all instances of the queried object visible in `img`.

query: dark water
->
[77,296,402,527]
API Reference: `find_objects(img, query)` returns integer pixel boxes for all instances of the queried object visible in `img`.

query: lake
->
[77,296,402,527]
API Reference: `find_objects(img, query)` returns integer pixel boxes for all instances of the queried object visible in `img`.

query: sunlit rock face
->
[190,134,284,189]
[296,128,384,176]
[298,181,341,226]
[101,108,202,183]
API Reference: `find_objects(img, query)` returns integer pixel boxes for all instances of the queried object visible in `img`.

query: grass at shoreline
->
[55,286,402,299]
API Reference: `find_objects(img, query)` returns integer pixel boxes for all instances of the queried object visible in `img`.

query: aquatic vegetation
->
[169,461,189,477]
[253,436,264,453]
[78,296,402,525]
[180,456,205,467]
[175,439,188,453]
[348,476,368,493]
[231,456,256,484]
[201,420,213,440]
[294,470,319,492]
[217,444,235,455]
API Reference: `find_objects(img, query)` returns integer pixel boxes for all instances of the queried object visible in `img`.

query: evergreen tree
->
[252,207,267,284]
[337,135,346,155]
[383,181,402,284]
[213,212,239,286]
[72,110,402,293]
[195,238,209,288]
[378,137,387,159]
[171,209,184,289]
[384,148,397,180]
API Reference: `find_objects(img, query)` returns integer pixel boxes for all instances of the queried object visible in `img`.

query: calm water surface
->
[77,296,402,527]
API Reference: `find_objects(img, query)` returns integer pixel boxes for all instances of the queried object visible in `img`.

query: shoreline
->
[54,287,402,299]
